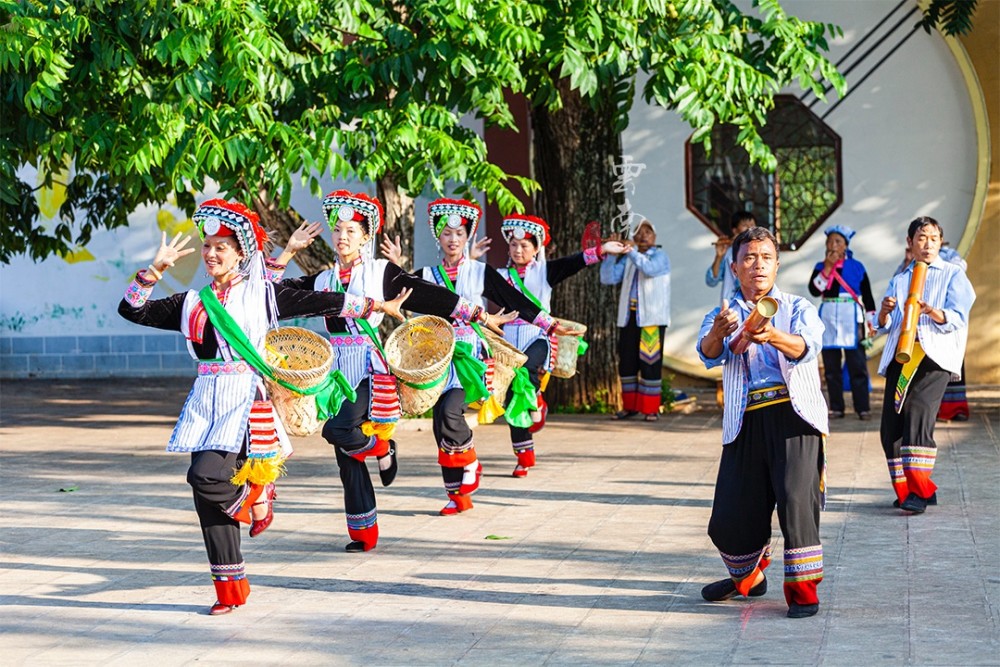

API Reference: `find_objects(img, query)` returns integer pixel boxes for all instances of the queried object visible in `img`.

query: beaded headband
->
[193,199,267,258]
[428,198,482,240]
[322,190,384,238]
[500,214,550,247]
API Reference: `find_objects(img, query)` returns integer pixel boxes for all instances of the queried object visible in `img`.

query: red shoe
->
[459,461,483,495]
[249,483,276,538]
[209,601,238,616]
[512,464,528,478]
[440,495,473,515]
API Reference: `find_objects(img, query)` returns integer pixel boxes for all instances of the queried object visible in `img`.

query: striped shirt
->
[876,256,975,377]
[698,286,829,444]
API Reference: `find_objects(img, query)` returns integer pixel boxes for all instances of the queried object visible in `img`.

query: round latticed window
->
[685,95,842,250]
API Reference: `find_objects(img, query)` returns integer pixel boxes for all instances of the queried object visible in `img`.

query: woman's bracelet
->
[146,264,163,281]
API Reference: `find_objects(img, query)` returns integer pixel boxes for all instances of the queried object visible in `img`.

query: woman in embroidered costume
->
[380,198,581,515]
[272,190,511,551]
[118,200,407,615]
[807,225,876,421]
[495,214,626,477]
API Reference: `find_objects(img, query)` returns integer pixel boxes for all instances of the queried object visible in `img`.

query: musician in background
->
[697,226,829,619]
[600,219,671,422]
[706,210,757,301]
[876,217,975,514]
[808,225,876,421]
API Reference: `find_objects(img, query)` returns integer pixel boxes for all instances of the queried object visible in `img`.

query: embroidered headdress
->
[322,190,384,238]
[193,199,269,266]
[501,214,551,248]
[428,198,482,240]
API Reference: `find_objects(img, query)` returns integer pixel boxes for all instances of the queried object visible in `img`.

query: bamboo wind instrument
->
[730,297,779,354]
[894,260,929,364]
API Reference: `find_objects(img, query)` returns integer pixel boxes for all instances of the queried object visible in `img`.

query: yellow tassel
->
[478,395,506,424]
[229,456,287,487]
[539,372,551,393]
[361,420,397,442]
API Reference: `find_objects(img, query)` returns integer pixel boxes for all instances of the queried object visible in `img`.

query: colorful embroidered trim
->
[369,373,401,423]
[583,245,601,265]
[124,275,154,308]
[720,547,767,578]
[197,360,253,376]
[901,445,937,473]
[340,294,373,319]
[784,545,823,582]
[532,311,556,334]
[745,384,791,412]
[210,561,247,582]
[639,326,662,366]
[264,258,287,283]
[346,507,378,531]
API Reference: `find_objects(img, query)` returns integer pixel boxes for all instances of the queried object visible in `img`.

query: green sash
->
[504,366,539,428]
[508,267,587,356]
[198,286,356,418]
[433,265,491,403]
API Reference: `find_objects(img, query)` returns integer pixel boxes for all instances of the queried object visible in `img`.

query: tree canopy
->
[11,0,958,264]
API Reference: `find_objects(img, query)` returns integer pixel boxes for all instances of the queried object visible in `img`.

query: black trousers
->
[879,357,951,460]
[822,339,870,414]
[708,401,824,604]
[322,378,379,543]
[433,387,475,493]
[188,447,247,569]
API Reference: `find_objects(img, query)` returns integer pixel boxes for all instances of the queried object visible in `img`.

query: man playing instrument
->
[697,226,829,619]
[875,217,975,514]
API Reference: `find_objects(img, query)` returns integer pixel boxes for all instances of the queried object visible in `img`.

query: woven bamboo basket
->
[480,327,527,402]
[384,315,455,416]
[550,318,587,379]
[263,327,334,436]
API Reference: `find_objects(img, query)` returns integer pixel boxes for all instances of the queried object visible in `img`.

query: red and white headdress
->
[193,199,268,262]
[501,214,551,247]
[428,198,482,241]
[322,190,384,238]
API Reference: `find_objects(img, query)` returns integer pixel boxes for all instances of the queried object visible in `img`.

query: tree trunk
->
[251,191,336,274]
[377,173,415,272]
[531,80,624,412]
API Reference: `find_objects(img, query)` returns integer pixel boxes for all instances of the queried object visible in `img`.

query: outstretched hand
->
[601,240,629,256]
[484,308,519,335]
[552,322,585,337]
[470,236,492,261]
[286,221,323,254]
[152,232,195,273]
[380,235,403,266]
[380,287,412,321]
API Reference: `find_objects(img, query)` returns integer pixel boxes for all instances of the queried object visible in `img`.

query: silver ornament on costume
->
[203,217,222,236]
[513,227,526,239]
[338,206,355,222]
[446,213,462,228]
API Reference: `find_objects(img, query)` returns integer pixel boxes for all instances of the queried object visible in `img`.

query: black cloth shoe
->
[900,492,928,513]
[345,540,370,553]
[378,440,398,487]
[829,410,845,419]
[787,602,819,618]
[858,411,872,421]
[701,576,767,602]
[893,492,937,508]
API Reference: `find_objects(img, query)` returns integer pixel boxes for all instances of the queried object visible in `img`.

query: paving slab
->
[1,379,997,666]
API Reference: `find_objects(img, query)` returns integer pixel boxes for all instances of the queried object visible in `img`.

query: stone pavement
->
[1,379,997,666]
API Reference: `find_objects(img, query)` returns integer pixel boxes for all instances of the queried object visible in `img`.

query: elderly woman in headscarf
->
[807,224,876,420]
[118,199,409,615]
[600,218,672,422]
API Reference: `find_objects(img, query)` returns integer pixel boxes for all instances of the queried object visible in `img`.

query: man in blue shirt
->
[697,227,829,619]
[876,217,975,514]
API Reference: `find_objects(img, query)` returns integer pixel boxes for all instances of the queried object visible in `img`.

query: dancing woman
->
[381,198,580,515]
[273,191,513,551]
[496,214,625,477]
[118,200,407,615]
